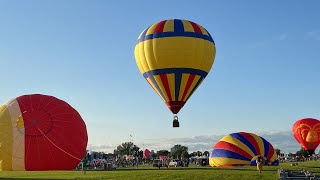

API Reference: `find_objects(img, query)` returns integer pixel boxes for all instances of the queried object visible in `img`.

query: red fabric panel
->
[153,20,166,33]
[214,141,252,159]
[17,94,88,170]
[239,132,261,155]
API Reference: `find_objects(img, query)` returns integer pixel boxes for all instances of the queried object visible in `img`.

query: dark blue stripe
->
[212,149,251,161]
[186,76,204,102]
[137,31,214,44]
[261,137,270,159]
[175,73,182,101]
[230,133,258,155]
[174,19,184,32]
[143,68,208,77]
[143,72,166,100]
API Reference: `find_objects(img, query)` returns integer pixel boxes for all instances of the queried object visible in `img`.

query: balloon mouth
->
[22,109,53,136]
[165,101,185,114]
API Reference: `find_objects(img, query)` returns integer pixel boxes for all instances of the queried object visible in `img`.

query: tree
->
[196,151,202,157]
[171,145,188,159]
[275,149,281,156]
[203,151,210,157]
[157,150,170,156]
[114,142,140,156]
[296,147,309,158]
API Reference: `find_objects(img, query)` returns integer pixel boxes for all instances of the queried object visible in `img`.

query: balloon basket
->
[173,120,179,127]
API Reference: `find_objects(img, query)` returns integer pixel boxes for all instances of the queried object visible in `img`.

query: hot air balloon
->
[134,19,216,127]
[0,94,88,171]
[143,149,151,158]
[210,132,279,167]
[292,118,320,155]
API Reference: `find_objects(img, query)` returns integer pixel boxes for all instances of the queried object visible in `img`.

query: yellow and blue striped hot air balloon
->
[134,19,216,127]
[209,132,279,167]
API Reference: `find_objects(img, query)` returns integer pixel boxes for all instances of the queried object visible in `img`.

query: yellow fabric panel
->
[146,78,165,102]
[135,37,215,74]
[6,100,25,171]
[249,133,264,157]
[211,157,251,167]
[270,152,277,162]
[209,158,215,167]
[181,20,194,32]
[153,75,168,102]
[182,75,201,102]
[163,20,174,32]
[0,104,13,171]
[221,136,255,158]
[134,43,148,74]
[199,26,209,35]
[167,73,175,101]
[145,23,157,35]
[178,74,189,101]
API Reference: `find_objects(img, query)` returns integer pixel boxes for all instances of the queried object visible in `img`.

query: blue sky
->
[0,1,319,153]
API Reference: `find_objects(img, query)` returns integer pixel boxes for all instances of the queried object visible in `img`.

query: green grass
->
[1,161,320,180]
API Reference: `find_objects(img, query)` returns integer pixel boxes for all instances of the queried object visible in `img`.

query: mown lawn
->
[1,161,320,180]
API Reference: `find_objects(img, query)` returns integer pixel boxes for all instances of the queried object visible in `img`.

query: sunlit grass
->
[0,161,320,179]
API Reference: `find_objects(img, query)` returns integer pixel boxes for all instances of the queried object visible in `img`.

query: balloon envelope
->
[292,118,320,154]
[134,19,216,114]
[143,149,151,158]
[0,94,88,171]
[210,132,278,167]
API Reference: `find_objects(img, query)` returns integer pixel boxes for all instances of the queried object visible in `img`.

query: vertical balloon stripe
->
[154,20,166,33]
[189,21,202,33]
[230,133,258,155]
[7,99,25,170]
[0,104,13,171]
[181,20,194,32]
[178,74,189,101]
[214,141,252,159]
[240,132,261,157]
[183,75,200,102]
[145,77,165,102]
[167,73,175,101]
[160,74,172,101]
[262,138,270,159]
[174,19,184,32]
[163,20,174,32]
[198,25,209,35]
[145,72,166,100]
[250,133,264,157]
[146,23,158,35]
[154,75,169,101]
[186,77,204,102]
[181,74,196,101]
[174,73,182,101]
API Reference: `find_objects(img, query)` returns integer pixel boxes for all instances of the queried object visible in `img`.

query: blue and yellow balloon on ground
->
[134,19,216,116]
[209,132,279,167]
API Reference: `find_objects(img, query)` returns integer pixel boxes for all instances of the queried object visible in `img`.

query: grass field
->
[1,161,320,180]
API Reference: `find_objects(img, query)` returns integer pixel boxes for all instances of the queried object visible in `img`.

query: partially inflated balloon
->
[292,118,320,155]
[210,132,278,167]
[134,19,216,116]
[0,94,88,171]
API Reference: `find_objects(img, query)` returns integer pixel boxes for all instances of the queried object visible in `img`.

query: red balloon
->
[0,94,88,170]
[292,118,320,154]
[143,149,151,158]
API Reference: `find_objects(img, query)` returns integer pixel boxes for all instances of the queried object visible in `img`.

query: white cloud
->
[307,30,320,40]
[87,130,307,154]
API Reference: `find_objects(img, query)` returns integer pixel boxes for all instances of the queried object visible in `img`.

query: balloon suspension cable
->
[38,128,82,161]
[173,114,179,127]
